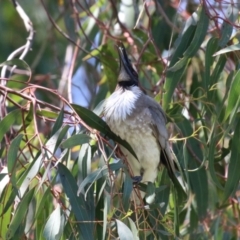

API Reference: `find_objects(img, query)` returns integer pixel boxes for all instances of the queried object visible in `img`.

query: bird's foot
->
[132,176,142,184]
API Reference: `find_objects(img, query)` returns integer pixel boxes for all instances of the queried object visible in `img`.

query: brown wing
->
[147,102,177,179]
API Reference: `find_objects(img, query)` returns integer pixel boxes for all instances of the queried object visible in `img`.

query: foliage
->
[0,0,240,239]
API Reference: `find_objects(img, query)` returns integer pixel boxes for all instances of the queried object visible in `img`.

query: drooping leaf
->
[224,70,240,121]
[163,7,209,110]
[116,219,134,240]
[176,117,208,219]
[58,163,94,240]
[71,104,138,159]
[77,160,124,196]
[43,204,62,240]
[122,172,133,211]
[0,109,22,142]
[213,44,240,56]
[51,108,64,136]
[7,134,23,186]
[218,3,239,47]
[223,116,240,202]
[0,183,13,238]
[19,153,43,197]
[6,188,35,239]
[203,37,219,90]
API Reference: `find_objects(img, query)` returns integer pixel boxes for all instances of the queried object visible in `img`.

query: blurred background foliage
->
[1,0,240,239]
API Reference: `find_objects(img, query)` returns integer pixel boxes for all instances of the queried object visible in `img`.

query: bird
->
[104,43,178,203]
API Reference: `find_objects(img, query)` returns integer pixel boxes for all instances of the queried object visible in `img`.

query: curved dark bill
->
[116,42,138,83]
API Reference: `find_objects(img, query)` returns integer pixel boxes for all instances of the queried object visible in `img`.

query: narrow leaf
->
[176,118,208,219]
[71,104,138,159]
[6,188,35,239]
[0,109,22,142]
[78,161,124,195]
[122,172,133,211]
[51,108,64,136]
[58,163,94,240]
[223,117,240,202]
[213,44,240,56]
[61,134,91,148]
[116,219,134,240]
[218,3,239,47]
[224,70,240,121]
[43,204,61,240]
[7,134,23,185]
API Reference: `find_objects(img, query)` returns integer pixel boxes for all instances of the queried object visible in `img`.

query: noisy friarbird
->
[104,43,178,203]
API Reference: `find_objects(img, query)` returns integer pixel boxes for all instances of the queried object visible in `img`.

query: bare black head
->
[116,43,138,87]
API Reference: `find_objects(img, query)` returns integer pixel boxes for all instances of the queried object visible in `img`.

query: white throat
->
[104,86,142,122]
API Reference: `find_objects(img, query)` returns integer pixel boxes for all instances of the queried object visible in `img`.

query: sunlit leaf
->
[116,219,134,240]
[43,204,61,240]
[61,134,91,148]
[6,188,35,239]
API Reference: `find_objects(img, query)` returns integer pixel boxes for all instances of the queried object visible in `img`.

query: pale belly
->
[104,86,161,183]
[107,113,160,183]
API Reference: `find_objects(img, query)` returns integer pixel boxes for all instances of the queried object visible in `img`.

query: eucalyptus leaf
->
[71,104,138,159]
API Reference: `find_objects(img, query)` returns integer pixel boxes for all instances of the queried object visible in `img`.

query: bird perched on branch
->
[104,43,178,203]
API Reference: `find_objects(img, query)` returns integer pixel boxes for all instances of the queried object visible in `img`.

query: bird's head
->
[116,43,138,87]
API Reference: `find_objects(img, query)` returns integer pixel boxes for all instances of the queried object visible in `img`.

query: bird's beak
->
[116,42,138,84]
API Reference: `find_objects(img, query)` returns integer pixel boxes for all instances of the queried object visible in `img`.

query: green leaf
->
[61,134,91,148]
[54,125,70,153]
[122,172,133,211]
[58,163,94,240]
[176,117,208,219]
[218,3,239,47]
[51,108,64,136]
[163,7,209,110]
[71,104,138,159]
[173,186,179,236]
[183,7,209,57]
[163,22,196,110]
[0,184,12,238]
[78,143,92,183]
[35,187,51,221]
[83,45,105,61]
[77,160,124,195]
[6,188,35,239]
[223,117,240,202]
[1,185,18,216]
[36,109,59,119]
[7,134,23,186]
[43,204,61,240]
[19,153,43,197]
[213,44,240,57]
[209,54,227,91]
[203,37,219,90]
[208,135,224,190]
[224,70,240,121]
[0,109,22,142]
